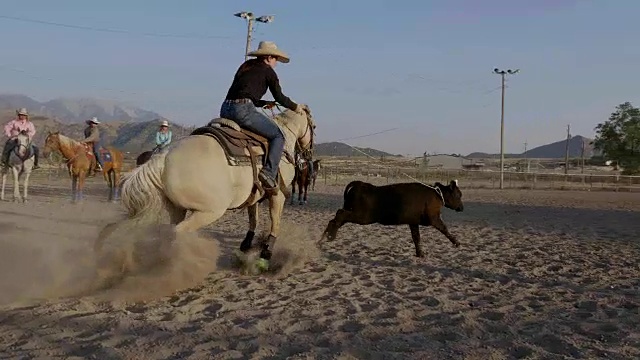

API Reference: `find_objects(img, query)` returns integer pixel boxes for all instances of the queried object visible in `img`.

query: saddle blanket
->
[85,146,112,162]
[99,149,112,162]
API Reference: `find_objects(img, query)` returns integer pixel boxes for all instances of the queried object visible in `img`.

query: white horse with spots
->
[1,131,36,202]
[114,105,316,268]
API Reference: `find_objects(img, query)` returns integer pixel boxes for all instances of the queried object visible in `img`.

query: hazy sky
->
[2,0,639,155]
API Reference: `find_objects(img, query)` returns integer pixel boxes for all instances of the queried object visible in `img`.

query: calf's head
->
[435,179,464,212]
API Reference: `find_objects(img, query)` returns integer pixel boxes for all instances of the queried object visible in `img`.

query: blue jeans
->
[220,101,285,180]
[92,142,104,167]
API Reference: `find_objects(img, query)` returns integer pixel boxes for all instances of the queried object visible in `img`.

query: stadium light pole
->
[493,68,519,190]
[234,12,275,61]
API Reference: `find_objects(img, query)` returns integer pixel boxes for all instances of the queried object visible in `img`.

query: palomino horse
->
[119,104,315,265]
[291,156,313,205]
[1,131,36,202]
[43,132,92,202]
[311,159,321,191]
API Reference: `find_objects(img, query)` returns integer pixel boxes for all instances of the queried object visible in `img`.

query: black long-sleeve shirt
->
[224,59,298,111]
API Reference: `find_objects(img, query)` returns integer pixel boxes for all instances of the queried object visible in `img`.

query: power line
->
[322,127,400,143]
[0,15,234,40]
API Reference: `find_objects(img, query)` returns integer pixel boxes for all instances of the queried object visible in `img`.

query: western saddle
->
[190,118,293,208]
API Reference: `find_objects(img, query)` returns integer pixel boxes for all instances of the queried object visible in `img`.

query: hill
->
[0,110,400,158]
[313,142,400,157]
[0,111,194,154]
[0,94,165,124]
[466,135,597,159]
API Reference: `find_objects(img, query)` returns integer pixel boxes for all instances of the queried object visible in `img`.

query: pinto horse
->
[1,131,36,202]
[291,158,313,205]
[43,132,92,202]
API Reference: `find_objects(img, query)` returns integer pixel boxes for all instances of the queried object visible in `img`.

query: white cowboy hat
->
[87,117,100,124]
[247,41,290,63]
[160,120,169,127]
[16,108,29,116]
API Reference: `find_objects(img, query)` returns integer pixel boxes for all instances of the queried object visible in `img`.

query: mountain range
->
[0,94,164,123]
[466,135,597,159]
[0,94,597,159]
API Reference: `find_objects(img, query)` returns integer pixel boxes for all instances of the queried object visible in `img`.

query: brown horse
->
[84,142,125,202]
[43,132,92,202]
[291,158,313,205]
[135,145,164,167]
[311,159,321,191]
[135,150,153,166]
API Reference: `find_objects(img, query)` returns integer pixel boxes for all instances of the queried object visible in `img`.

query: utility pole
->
[564,124,571,175]
[523,140,528,173]
[234,12,275,61]
[580,139,585,174]
[493,68,520,189]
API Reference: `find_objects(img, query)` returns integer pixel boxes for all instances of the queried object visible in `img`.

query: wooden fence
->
[30,161,640,193]
[318,165,640,192]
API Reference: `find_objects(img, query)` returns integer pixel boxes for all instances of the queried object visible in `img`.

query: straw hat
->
[160,120,169,127]
[247,41,290,63]
[87,117,100,124]
[16,108,29,116]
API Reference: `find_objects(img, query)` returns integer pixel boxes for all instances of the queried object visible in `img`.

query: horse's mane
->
[55,132,82,148]
[272,104,314,128]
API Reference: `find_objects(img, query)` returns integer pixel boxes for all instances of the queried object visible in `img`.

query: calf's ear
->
[434,181,443,187]
[450,179,458,188]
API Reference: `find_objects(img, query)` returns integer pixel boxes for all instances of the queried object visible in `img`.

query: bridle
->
[266,104,315,155]
[12,134,32,162]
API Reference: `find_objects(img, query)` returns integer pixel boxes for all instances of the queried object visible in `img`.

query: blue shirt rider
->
[80,117,103,172]
[154,120,172,153]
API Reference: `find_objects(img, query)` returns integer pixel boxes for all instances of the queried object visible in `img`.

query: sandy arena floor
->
[0,178,638,359]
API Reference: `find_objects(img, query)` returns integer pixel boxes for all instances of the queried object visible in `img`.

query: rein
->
[11,137,33,163]
[263,104,315,155]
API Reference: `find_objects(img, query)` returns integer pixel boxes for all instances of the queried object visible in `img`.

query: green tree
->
[593,102,640,175]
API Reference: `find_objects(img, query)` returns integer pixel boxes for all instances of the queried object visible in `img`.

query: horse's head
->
[16,130,30,141]
[282,103,316,154]
[43,131,61,158]
[14,130,32,157]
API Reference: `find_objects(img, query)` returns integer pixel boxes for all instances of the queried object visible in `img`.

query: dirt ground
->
[0,177,638,359]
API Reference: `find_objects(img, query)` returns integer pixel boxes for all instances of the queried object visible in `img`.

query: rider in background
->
[155,120,172,153]
[297,148,315,179]
[304,148,315,179]
[220,40,306,192]
[81,117,103,173]
[1,108,40,169]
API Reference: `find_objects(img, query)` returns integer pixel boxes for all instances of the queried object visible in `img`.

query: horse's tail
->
[342,180,361,210]
[120,151,168,223]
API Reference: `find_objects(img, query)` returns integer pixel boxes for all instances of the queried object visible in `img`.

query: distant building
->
[421,154,481,170]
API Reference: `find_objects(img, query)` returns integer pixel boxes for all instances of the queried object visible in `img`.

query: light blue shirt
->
[156,130,172,147]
